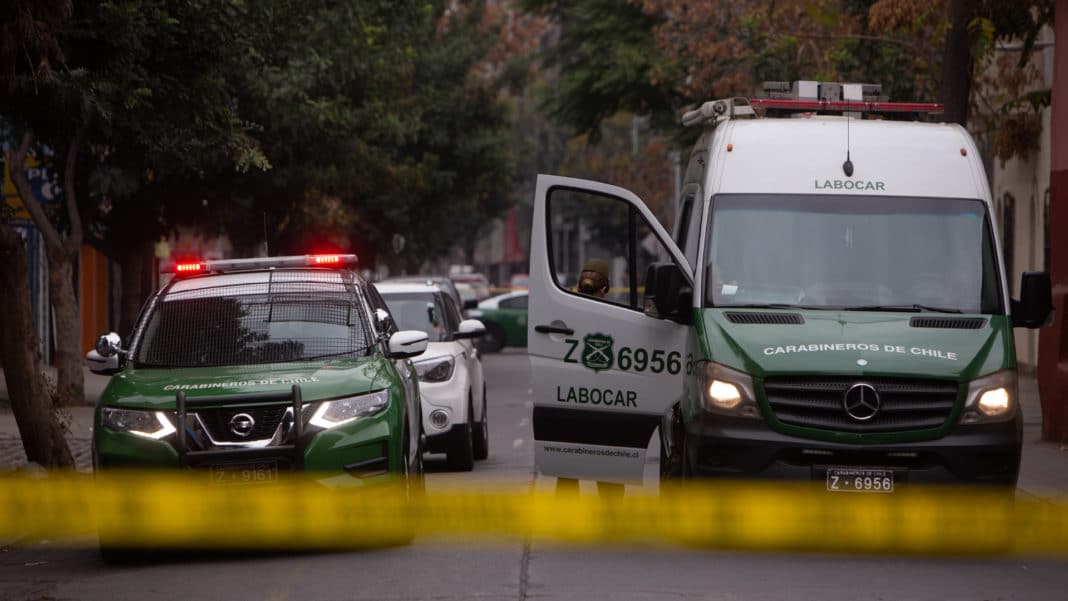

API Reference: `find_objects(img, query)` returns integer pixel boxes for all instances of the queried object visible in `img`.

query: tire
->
[479,322,506,353]
[447,422,475,471]
[472,389,489,461]
[659,410,683,481]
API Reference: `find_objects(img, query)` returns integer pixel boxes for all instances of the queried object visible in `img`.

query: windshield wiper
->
[716,303,830,310]
[846,304,963,314]
[300,343,377,361]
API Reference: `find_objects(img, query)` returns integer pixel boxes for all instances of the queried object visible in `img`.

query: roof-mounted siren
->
[681,97,756,128]
[752,81,942,118]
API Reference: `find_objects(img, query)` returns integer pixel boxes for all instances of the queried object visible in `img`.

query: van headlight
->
[309,390,390,429]
[101,408,176,439]
[961,370,1017,423]
[698,362,760,418]
[414,356,455,382]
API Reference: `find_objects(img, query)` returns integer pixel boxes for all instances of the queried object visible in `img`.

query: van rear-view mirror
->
[1011,271,1053,329]
[643,263,692,324]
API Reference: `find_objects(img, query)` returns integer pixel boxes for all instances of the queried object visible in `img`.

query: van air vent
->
[909,317,986,329]
[724,312,804,325]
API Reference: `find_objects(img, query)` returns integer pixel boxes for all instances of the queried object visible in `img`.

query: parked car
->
[86,255,428,556]
[509,273,530,290]
[449,272,492,302]
[373,281,489,470]
[468,290,528,353]
[383,274,471,310]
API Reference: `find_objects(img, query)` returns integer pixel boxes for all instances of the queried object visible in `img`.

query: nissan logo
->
[229,413,255,437]
[843,383,880,421]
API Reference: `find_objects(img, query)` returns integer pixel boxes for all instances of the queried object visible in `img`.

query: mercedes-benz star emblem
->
[229,413,255,437]
[843,383,880,421]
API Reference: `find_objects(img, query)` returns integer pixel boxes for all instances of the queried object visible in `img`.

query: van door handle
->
[535,324,574,335]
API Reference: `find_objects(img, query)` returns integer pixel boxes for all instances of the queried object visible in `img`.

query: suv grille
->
[196,405,288,442]
[763,377,958,433]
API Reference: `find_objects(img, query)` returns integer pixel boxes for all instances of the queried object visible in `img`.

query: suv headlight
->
[101,408,176,439]
[309,390,390,429]
[414,356,455,382]
[961,370,1018,423]
[698,362,760,418]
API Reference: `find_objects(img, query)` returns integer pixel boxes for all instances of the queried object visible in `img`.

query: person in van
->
[557,257,625,497]
[577,258,611,298]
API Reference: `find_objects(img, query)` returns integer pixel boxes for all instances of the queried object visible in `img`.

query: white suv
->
[372,282,488,471]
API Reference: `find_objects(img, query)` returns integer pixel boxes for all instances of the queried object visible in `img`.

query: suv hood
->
[101,358,389,409]
[700,309,1013,381]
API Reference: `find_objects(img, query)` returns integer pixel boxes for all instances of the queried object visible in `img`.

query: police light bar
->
[174,262,206,275]
[748,98,944,114]
[170,254,358,277]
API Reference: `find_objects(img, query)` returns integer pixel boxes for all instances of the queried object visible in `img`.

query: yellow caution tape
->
[2,472,1067,555]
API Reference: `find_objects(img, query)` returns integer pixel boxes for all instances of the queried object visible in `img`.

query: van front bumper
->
[683,415,1022,486]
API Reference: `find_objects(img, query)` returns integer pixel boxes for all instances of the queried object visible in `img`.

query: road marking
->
[513,438,524,449]
[519,418,530,427]
[524,400,533,408]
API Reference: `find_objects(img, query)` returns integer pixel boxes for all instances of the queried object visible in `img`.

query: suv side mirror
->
[387,330,429,359]
[643,263,692,324]
[454,319,486,339]
[1011,271,1053,329]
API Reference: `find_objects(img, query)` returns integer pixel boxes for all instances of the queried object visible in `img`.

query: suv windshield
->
[135,270,375,367]
[705,194,1003,314]
[379,292,452,342]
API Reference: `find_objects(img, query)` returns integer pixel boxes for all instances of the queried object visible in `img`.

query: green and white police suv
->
[528,81,1053,491]
[87,255,428,488]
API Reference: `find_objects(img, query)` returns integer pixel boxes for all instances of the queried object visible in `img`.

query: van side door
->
[528,175,693,483]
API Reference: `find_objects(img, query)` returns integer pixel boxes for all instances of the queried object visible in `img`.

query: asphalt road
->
[2,349,1067,601]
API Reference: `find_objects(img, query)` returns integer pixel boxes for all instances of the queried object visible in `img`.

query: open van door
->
[529,175,693,484]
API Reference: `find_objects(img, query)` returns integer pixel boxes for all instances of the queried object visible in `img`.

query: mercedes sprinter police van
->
[528,81,1053,491]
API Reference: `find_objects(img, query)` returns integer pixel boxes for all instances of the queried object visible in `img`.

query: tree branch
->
[791,33,926,57]
[10,130,63,252]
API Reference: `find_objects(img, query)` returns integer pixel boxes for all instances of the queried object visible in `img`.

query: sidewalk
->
[0,366,108,472]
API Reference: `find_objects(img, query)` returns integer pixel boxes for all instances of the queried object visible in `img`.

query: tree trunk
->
[0,224,75,469]
[940,0,977,126]
[10,129,85,406]
[1037,5,1068,443]
[47,246,82,405]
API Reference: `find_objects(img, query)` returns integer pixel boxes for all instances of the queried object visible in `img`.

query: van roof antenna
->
[843,112,854,177]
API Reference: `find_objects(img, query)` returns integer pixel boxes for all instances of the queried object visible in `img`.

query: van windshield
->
[705,194,1003,314]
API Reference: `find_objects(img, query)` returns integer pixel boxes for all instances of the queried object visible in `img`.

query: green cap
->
[582,258,609,279]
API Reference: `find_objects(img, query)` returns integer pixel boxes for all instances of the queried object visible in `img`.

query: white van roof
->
[710,118,988,201]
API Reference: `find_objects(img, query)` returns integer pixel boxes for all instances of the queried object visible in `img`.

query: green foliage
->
[520,0,683,141]
[2,0,521,267]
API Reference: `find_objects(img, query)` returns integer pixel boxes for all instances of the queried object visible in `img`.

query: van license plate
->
[210,461,279,484]
[826,468,894,493]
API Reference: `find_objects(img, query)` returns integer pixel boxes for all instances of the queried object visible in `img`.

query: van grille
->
[196,405,288,442]
[763,377,958,433]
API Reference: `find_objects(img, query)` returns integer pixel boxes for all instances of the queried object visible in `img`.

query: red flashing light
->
[749,98,944,114]
[174,262,205,275]
[311,255,342,266]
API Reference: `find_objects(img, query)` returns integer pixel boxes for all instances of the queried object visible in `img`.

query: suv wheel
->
[472,389,489,460]
[447,421,475,472]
